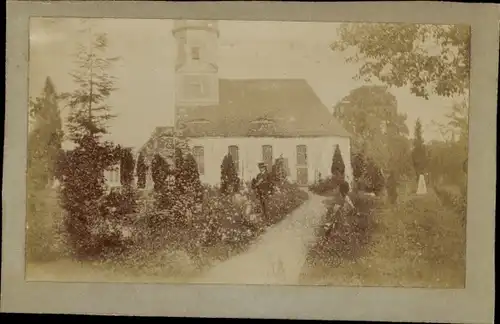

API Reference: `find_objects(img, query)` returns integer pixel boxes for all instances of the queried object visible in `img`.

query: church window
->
[262,145,273,171]
[191,46,200,60]
[296,145,308,166]
[192,146,205,175]
[228,145,240,172]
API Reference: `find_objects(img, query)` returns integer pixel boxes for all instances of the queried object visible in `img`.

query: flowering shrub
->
[181,181,308,261]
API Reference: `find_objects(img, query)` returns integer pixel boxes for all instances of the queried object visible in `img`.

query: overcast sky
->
[29,18,465,149]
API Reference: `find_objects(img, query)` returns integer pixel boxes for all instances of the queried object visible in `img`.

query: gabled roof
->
[177,78,350,138]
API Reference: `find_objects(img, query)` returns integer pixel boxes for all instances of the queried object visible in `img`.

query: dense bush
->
[434,185,467,226]
[184,181,309,261]
[309,177,339,196]
[306,192,378,267]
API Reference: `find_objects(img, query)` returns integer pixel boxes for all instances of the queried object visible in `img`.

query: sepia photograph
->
[2,1,497,321]
[26,17,470,288]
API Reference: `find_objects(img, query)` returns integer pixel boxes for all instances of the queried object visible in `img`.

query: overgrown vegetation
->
[305,192,379,268]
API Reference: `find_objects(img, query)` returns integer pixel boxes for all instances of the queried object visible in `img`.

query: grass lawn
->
[300,188,466,288]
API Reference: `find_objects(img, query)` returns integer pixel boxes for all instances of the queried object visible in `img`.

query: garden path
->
[193,191,329,285]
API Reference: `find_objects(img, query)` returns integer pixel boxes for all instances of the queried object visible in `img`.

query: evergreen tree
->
[58,29,122,257]
[412,118,427,182]
[136,152,147,189]
[64,31,120,142]
[152,154,168,192]
[27,77,64,190]
[220,154,240,195]
[271,156,288,185]
[60,136,119,256]
[151,153,173,210]
[120,148,135,188]
[178,153,203,203]
[331,144,346,180]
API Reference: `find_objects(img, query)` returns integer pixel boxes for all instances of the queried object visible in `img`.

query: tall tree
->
[58,28,122,257]
[331,144,346,180]
[412,118,427,181]
[333,85,410,176]
[27,77,64,190]
[63,30,120,142]
[332,23,470,99]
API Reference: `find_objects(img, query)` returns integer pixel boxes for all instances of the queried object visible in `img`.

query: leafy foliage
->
[386,170,398,204]
[120,147,135,187]
[59,135,121,257]
[151,153,174,209]
[27,77,64,190]
[136,152,147,189]
[351,151,367,181]
[309,177,339,196]
[306,192,378,266]
[333,85,412,179]
[175,153,203,203]
[57,30,126,258]
[270,155,288,185]
[427,100,468,194]
[332,23,470,99]
[364,158,385,195]
[220,154,240,195]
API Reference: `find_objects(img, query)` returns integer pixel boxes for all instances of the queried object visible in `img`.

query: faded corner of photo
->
[25,16,470,290]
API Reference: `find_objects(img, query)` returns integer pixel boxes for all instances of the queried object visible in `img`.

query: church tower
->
[172,20,219,109]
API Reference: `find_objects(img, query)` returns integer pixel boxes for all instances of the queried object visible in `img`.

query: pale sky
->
[29,18,465,149]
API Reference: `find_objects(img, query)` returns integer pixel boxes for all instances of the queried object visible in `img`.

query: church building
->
[138,19,353,188]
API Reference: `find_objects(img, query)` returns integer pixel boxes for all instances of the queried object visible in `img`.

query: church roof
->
[177,78,351,138]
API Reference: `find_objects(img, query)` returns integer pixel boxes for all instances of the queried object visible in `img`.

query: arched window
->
[262,145,273,171]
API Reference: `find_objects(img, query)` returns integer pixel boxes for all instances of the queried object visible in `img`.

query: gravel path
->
[192,191,328,285]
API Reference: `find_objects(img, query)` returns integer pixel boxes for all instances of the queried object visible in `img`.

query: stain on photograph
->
[26,18,469,287]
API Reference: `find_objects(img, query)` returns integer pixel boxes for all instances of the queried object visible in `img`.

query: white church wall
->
[187,136,352,187]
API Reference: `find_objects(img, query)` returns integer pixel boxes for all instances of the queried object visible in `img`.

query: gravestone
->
[416,174,428,195]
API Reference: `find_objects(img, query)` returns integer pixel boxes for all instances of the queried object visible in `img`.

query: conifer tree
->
[220,154,240,195]
[58,29,122,257]
[27,77,64,190]
[331,144,346,181]
[178,153,203,203]
[152,153,168,192]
